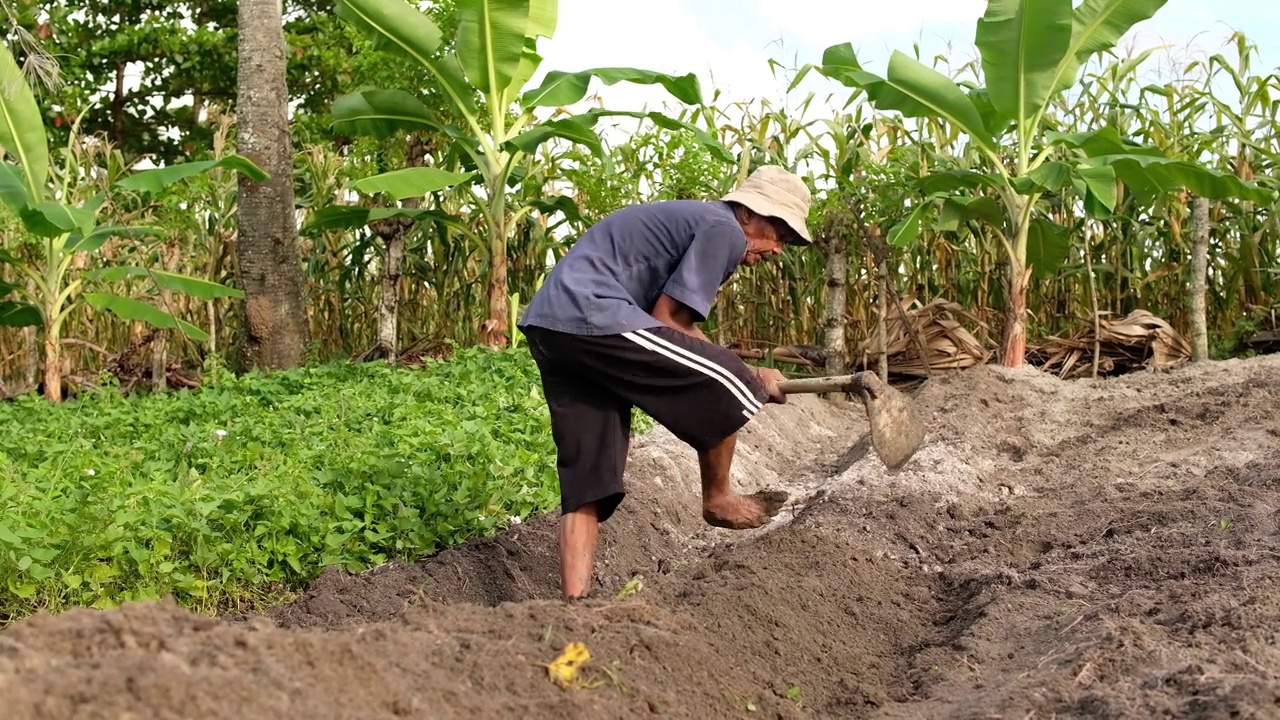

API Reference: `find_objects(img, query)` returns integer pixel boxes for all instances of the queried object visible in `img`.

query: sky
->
[528,0,1279,121]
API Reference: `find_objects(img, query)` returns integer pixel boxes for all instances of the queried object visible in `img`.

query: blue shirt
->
[518,200,747,335]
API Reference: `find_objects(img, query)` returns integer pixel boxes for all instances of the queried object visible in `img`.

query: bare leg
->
[559,502,600,599]
[699,433,786,529]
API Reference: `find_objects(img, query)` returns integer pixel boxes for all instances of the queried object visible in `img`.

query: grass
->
[0,345,652,625]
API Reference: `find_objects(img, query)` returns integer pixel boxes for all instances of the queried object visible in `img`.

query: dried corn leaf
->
[1030,309,1191,379]
[854,298,991,378]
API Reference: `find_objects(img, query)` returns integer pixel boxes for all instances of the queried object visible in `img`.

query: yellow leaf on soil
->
[546,642,592,689]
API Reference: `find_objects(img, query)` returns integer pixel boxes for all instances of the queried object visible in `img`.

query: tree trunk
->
[877,258,889,384]
[1000,265,1031,367]
[22,324,38,391]
[233,0,309,371]
[42,330,60,401]
[481,212,509,348]
[823,225,847,377]
[1189,195,1210,361]
[369,211,413,361]
[376,235,404,358]
[370,135,428,361]
[1084,221,1101,378]
[152,242,179,391]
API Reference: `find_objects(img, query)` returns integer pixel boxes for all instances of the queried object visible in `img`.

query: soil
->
[2,355,1278,719]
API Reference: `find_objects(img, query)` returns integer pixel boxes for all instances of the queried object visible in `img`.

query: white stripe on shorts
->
[620,329,763,415]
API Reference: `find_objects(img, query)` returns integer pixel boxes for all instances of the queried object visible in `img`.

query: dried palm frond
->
[1029,309,1192,379]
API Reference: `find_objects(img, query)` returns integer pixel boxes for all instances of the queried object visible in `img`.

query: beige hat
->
[721,165,813,246]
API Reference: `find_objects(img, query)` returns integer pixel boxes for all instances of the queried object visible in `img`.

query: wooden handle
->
[776,374,864,395]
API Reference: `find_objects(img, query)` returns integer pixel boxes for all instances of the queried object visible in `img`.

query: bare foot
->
[702,489,789,529]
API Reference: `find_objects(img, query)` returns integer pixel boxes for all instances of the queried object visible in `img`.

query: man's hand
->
[756,367,787,404]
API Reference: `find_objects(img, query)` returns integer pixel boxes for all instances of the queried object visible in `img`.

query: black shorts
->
[522,324,770,523]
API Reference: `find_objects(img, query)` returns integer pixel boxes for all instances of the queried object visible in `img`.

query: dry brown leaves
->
[854,297,992,378]
[1029,309,1192,379]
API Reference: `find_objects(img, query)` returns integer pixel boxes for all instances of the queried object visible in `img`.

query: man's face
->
[741,216,791,266]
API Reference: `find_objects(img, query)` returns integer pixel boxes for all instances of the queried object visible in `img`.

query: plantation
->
[1,0,1279,717]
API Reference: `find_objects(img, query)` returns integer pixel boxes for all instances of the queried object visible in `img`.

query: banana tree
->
[802,0,1276,366]
[331,0,731,346]
[0,46,265,400]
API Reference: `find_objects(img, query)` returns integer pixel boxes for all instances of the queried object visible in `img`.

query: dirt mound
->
[3,356,1279,719]
[265,396,863,629]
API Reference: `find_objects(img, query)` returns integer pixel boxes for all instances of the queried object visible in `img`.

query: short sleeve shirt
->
[517,200,747,336]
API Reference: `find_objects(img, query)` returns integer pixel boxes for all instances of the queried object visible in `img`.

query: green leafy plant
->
[0,45,266,400]
[329,0,732,346]
[0,347,653,624]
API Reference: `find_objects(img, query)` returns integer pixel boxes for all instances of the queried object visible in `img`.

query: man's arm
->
[652,293,711,342]
[651,292,788,404]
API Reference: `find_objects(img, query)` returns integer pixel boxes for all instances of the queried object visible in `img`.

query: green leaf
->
[887,204,928,248]
[1046,126,1163,158]
[521,67,704,108]
[0,522,20,545]
[149,270,244,301]
[975,0,1073,133]
[507,0,557,96]
[1014,161,1072,193]
[525,195,584,226]
[65,225,164,254]
[1026,217,1072,277]
[0,300,41,327]
[331,89,442,139]
[818,45,996,155]
[1084,153,1276,206]
[456,0,530,95]
[19,201,96,237]
[114,156,268,193]
[508,115,604,157]
[1047,0,1171,97]
[508,109,732,164]
[336,0,483,125]
[523,0,557,39]
[350,168,475,200]
[0,46,49,201]
[83,293,210,341]
[301,206,370,232]
[336,0,444,65]
[88,267,245,301]
[0,162,28,212]
[937,196,1004,230]
[966,86,1014,138]
[915,170,1003,194]
[302,206,466,234]
[1075,165,1118,217]
[433,52,483,121]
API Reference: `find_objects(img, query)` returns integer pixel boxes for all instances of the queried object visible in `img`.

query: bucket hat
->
[721,165,813,246]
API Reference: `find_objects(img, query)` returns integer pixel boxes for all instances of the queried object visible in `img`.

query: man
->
[517,165,813,600]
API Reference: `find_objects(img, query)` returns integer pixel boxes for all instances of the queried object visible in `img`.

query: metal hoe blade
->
[853,372,925,470]
[776,371,926,470]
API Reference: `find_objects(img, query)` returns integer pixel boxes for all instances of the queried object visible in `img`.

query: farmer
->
[517,165,813,600]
